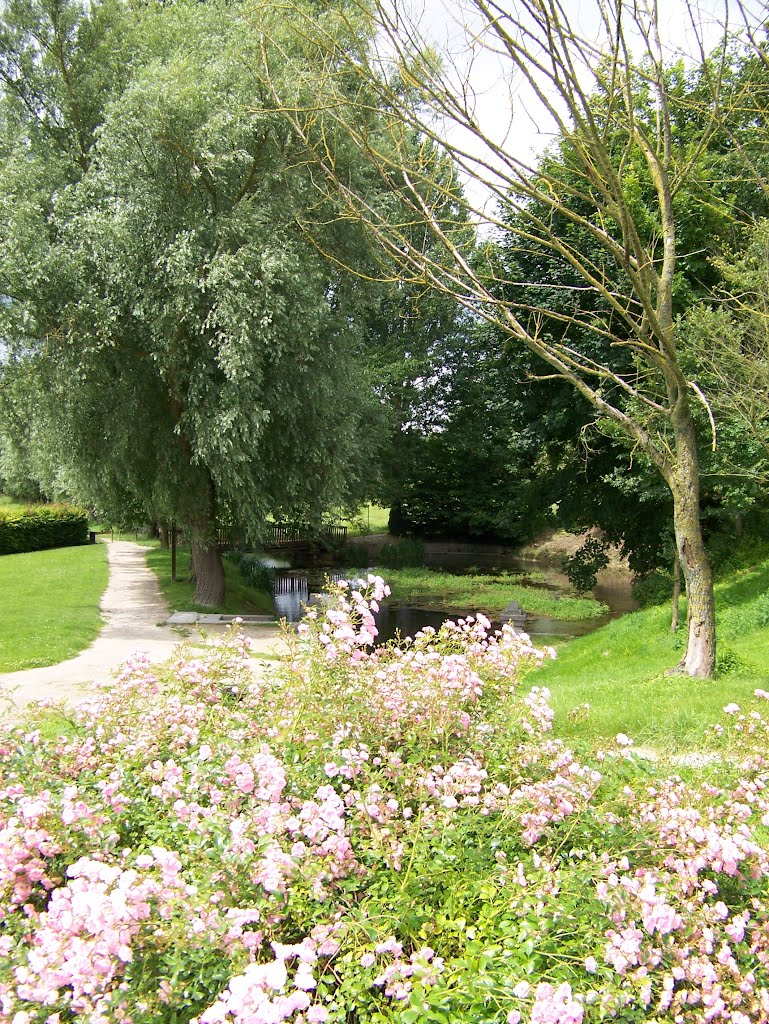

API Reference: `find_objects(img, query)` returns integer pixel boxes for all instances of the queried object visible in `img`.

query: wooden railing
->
[216,527,243,551]
[268,524,304,547]
[216,523,347,551]
[267,523,348,548]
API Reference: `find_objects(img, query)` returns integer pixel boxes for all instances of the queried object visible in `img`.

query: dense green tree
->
[0,0,388,604]
[0,355,68,501]
[681,218,769,486]
[386,321,550,544]
[367,285,464,508]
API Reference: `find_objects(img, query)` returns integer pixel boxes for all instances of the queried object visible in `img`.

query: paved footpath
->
[0,541,286,711]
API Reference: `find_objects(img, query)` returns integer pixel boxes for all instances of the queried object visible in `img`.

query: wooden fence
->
[216,523,347,551]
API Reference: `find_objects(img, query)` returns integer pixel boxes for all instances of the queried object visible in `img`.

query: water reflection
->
[371,605,455,645]
[270,574,500,643]
[266,556,635,642]
[271,572,344,624]
[271,573,310,623]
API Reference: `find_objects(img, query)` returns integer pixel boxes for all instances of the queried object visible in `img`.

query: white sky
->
[379,0,762,215]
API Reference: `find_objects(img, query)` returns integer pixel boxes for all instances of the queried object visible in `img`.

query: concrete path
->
[0,541,286,711]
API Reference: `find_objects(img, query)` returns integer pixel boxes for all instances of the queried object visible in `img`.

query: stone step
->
[166,612,277,625]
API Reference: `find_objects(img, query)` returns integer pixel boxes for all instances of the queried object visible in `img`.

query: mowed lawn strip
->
[0,543,109,672]
[533,556,769,753]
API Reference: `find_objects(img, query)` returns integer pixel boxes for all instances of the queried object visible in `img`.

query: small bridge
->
[267,524,347,549]
[216,523,347,552]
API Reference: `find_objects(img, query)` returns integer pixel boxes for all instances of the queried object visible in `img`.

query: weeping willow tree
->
[0,0,390,605]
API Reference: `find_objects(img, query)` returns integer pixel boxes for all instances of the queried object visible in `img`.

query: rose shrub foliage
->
[0,576,768,1023]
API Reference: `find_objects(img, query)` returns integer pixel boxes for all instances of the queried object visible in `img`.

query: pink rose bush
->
[0,575,768,1022]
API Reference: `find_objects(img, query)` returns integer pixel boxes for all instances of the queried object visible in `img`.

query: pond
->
[265,549,636,643]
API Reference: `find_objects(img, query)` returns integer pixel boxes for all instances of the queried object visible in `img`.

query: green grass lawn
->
[343,504,391,536]
[531,556,769,752]
[0,543,109,672]
[379,566,607,619]
[143,545,274,616]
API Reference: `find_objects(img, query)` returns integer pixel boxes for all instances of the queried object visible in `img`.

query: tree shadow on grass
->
[714,560,769,609]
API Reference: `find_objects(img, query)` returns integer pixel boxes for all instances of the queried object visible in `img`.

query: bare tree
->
[258,0,736,676]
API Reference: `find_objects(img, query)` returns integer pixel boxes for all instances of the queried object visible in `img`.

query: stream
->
[266,549,636,643]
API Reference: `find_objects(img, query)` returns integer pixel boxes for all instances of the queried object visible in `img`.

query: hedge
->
[0,504,89,555]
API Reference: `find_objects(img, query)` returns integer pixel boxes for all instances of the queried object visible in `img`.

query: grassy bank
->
[379,566,607,619]
[0,543,108,672]
[534,555,769,752]
[143,545,274,616]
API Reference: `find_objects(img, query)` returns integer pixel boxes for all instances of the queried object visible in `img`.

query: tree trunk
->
[167,388,225,607]
[191,538,225,608]
[669,414,716,677]
[159,524,170,550]
[146,522,159,540]
[670,547,680,633]
[184,468,225,608]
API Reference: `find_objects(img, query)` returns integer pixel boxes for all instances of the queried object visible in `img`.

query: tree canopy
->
[4,0,769,665]
[0,0,392,604]
[260,0,769,676]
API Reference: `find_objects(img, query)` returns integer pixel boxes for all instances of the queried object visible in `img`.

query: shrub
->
[387,501,410,537]
[709,530,769,578]
[227,551,276,592]
[0,503,88,555]
[2,579,769,1023]
[377,537,426,568]
[632,568,674,608]
[338,541,371,567]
